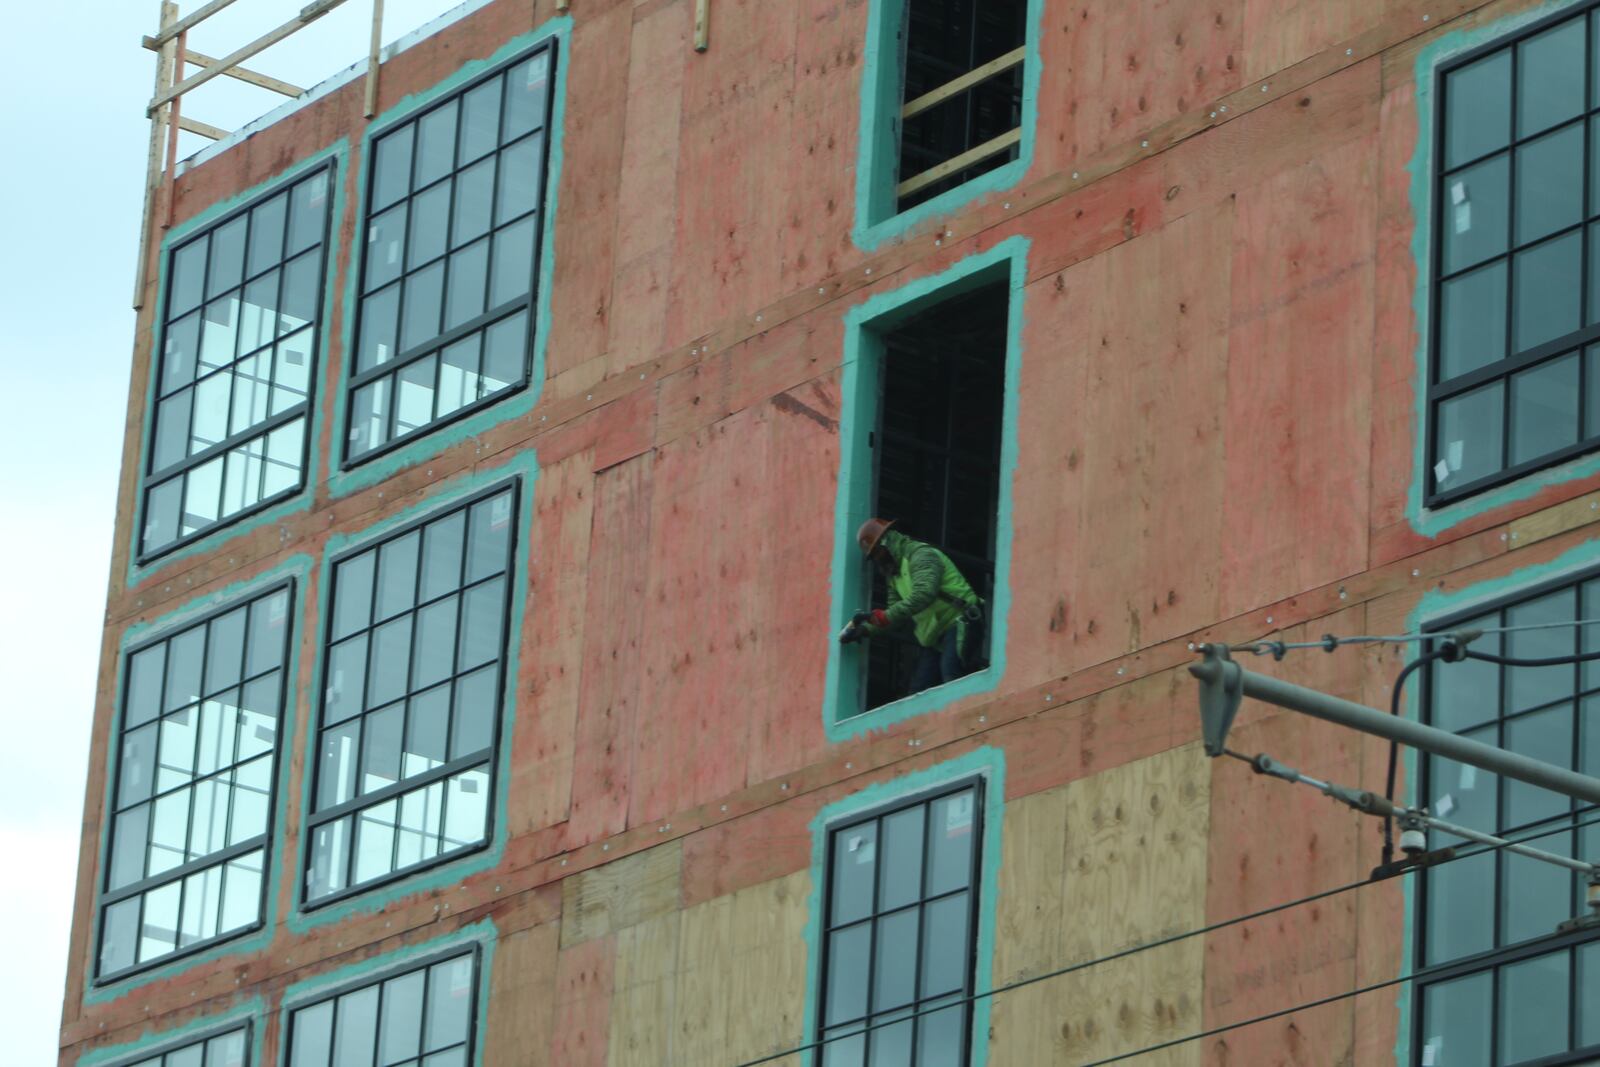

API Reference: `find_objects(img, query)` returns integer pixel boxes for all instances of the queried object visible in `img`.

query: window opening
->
[1413,570,1600,1064]
[113,1024,249,1067]
[816,779,983,1065]
[141,164,333,560]
[97,584,292,981]
[896,0,1026,212]
[346,41,556,464]
[861,281,1005,711]
[1427,5,1600,505]
[304,483,517,906]
[285,948,478,1066]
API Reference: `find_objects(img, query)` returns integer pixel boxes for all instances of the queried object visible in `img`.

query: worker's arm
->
[883,546,943,627]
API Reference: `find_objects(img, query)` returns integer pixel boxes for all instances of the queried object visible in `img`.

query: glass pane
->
[334,985,380,1067]
[1516,124,1583,243]
[1514,231,1582,353]
[421,511,466,600]
[453,157,495,247]
[921,891,970,997]
[208,1029,249,1067]
[1588,345,1600,438]
[450,664,497,758]
[191,369,232,453]
[1580,940,1600,1046]
[246,590,288,675]
[287,171,328,255]
[878,807,924,912]
[319,719,360,809]
[1434,381,1505,492]
[361,703,404,794]
[191,776,229,856]
[445,240,490,331]
[168,1043,203,1067]
[109,806,149,889]
[1510,352,1580,465]
[373,125,414,211]
[199,296,240,374]
[307,817,350,900]
[480,311,527,394]
[366,202,408,293]
[238,269,280,354]
[179,865,221,945]
[272,330,313,414]
[207,215,247,298]
[825,924,870,1024]
[460,77,502,163]
[228,354,269,437]
[1430,616,1499,732]
[248,192,287,274]
[1507,587,1577,713]
[290,1000,334,1067]
[397,780,444,864]
[1439,259,1507,379]
[405,685,451,777]
[359,284,401,373]
[821,1026,865,1067]
[1518,16,1587,136]
[927,791,976,896]
[413,594,459,690]
[1502,829,1573,945]
[238,673,280,761]
[408,182,451,270]
[1421,971,1491,1067]
[326,634,369,724]
[415,103,459,189]
[119,723,158,807]
[157,710,196,791]
[917,996,967,1067]
[1505,705,1574,826]
[205,608,248,696]
[496,133,543,223]
[354,800,398,883]
[402,262,446,351]
[333,551,377,640]
[220,853,262,931]
[437,335,482,419]
[1499,950,1570,1063]
[1442,153,1509,274]
[396,356,438,438]
[442,768,488,849]
[170,239,207,318]
[280,249,320,333]
[489,217,536,309]
[873,908,917,1010]
[466,492,513,580]
[229,755,271,843]
[351,378,391,457]
[376,531,422,621]
[458,578,505,670]
[369,615,415,710]
[140,880,181,961]
[264,420,303,502]
[195,693,239,776]
[143,478,183,554]
[503,53,549,141]
[126,645,166,728]
[380,970,426,1062]
[165,628,205,712]
[425,955,474,1050]
[99,897,139,975]
[161,311,201,394]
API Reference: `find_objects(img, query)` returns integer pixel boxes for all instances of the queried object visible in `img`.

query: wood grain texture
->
[550,935,616,1067]
[482,921,561,1064]
[562,840,683,949]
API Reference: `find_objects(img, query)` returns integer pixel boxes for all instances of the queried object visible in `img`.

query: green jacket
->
[866,530,981,649]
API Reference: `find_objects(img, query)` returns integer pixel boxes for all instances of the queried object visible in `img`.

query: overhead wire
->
[1223,615,1600,660]
[732,806,1600,1067]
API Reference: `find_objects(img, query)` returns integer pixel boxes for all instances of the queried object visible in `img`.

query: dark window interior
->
[897,0,1026,212]
[867,281,1006,709]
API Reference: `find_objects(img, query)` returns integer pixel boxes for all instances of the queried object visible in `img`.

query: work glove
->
[838,611,872,644]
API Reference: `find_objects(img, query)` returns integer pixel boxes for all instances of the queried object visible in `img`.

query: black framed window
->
[864,281,1005,710]
[345,42,556,464]
[817,779,982,1065]
[116,1024,250,1067]
[98,583,292,981]
[1415,572,1600,1063]
[896,0,1026,212]
[285,948,479,1067]
[304,483,517,905]
[1428,6,1600,505]
[142,165,332,559]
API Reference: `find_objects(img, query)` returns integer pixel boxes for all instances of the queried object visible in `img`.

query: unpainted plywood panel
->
[607,910,683,1067]
[482,921,561,1064]
[1241,0,1383,82]
[562,840,683,949]
[551,935,616,1067]
[1219,139,1376,619]
[725,872,810,1063]
[567,456,655,848]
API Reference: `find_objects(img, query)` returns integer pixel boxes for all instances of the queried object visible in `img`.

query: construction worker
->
[839,517,986,696]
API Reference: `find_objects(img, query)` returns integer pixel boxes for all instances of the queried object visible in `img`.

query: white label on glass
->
[1434,459,1451,485]
[1453,202,1471,234]
[387,241,399,265]
[946,794,974,836]
[1450,181,1467,206]
[855,842,875,865]
[1459,764,1477,790]
[309,173,327,204]
[1435,793,1454,817]
[1422,1038,1439,1066]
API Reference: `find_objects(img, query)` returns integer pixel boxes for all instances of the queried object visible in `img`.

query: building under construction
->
[58,0,1600,1062]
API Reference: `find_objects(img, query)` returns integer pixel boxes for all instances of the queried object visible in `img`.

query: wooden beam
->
[556,0,569,9]
[178,115,230,140]
[895,126,1021,198]
[140,39,305,97]
[133,0,179,310]
[693,0,708,51]
[901,45,1024,120]
[147,0,347,114]
[146,0,244,46]
[364,0,384,117]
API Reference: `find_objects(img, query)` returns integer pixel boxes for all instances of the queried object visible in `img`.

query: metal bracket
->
[1191,644,1243,756]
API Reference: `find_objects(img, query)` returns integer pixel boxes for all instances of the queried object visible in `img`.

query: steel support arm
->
[1189,644,1600,807]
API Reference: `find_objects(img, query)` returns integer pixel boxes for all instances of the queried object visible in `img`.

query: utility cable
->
[1384,648,1449,866]
[732,808,1600,1067]
[1224,615,1600,660]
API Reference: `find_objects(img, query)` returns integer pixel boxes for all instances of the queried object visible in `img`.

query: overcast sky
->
[0,2,472,1059]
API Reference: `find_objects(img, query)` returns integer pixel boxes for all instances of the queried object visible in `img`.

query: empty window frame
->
[304,483,517,905]
[285,948,479,1067]
[817,779,983,1065]
[98,584,292,981]
[1427,6,1600,505]
[864,281,1006,711]
[346,42,556,463]
[894,0,1027,213]
[142,165,333,559]
[114,1024,250,1067]
[1414,572,1600,1064]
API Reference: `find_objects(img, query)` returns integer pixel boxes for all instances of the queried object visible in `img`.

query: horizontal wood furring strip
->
[901,45,1025,121]
[896,127,1022,198]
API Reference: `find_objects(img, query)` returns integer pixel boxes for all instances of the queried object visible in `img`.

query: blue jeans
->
[906,616,983,696]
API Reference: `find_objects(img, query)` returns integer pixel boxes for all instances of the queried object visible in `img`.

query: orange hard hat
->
[856,517,896,556]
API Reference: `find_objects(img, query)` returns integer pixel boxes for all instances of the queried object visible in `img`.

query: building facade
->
[60,0,1600,1063]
